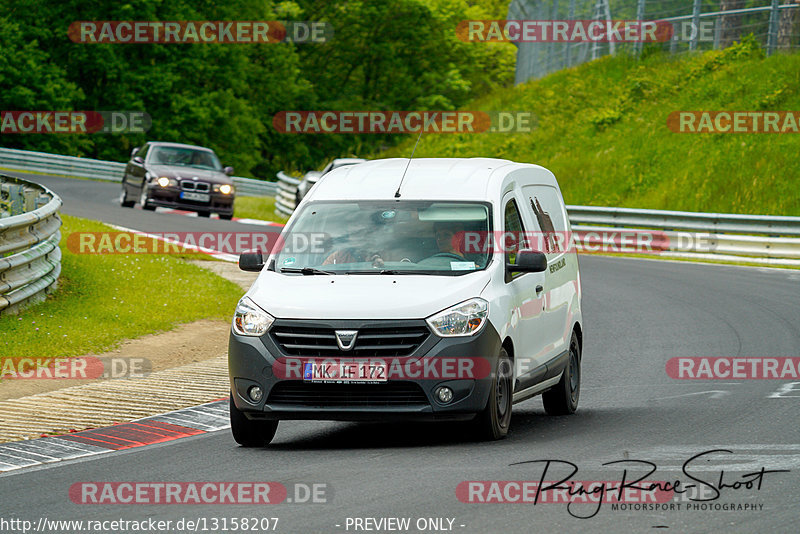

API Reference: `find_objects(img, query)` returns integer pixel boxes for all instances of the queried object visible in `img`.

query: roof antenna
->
[394,127,425,198]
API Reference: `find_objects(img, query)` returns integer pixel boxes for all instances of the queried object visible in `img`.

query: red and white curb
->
[0,400,229,473]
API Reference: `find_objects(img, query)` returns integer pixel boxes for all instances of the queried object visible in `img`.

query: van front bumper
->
[228,318,502,422]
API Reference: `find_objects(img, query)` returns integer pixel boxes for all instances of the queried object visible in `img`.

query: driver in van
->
[433,222,467,259]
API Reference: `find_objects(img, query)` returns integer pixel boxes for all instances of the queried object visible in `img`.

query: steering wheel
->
[427,252,466,261]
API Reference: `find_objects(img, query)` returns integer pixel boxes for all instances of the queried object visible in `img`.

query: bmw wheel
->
[140,188,155,211]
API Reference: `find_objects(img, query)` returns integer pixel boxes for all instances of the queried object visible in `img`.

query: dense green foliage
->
[0,0,515,178]
[380,38,800,216]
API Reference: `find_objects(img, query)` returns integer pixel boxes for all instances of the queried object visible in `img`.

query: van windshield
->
[274,201,492,275]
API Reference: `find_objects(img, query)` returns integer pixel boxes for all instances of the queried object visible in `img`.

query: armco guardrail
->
[0,174,62,314]
[568,206,800,237]
[0,147,276,196]
[275,171,800,265]
[275,171,300,216]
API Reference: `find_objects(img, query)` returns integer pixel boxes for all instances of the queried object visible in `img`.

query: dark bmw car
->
[120,142,236,219]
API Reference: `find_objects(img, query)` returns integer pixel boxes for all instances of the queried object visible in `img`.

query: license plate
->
[180,191,210,202]
[303,361,387,383]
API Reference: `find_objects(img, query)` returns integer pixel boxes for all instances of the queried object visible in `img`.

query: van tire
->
[230,394,278,447]
[543,332,581,415]
[472,348,513,440]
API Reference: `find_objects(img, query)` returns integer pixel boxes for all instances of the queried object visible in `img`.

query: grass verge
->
[234,195,288,224]
[0,214,244,359]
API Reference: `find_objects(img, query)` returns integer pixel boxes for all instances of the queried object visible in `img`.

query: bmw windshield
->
[274,201,492,275]
[149,146,223,171]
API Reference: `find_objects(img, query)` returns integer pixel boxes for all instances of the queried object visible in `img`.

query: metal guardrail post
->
[767,0,782,55]
[567,0,576,67]
[690,0,702,51]
[635,0,646,57]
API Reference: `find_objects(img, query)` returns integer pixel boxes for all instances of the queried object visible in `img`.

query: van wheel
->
[229,394,278,447]
[543,332,581,415]
[472,347,513,440]
[120,185,134,208]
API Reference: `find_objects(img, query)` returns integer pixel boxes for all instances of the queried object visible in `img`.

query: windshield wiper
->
[343,269,416,275]
[280,267,335,275]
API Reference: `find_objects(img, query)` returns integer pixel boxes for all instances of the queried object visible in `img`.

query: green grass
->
[0,214,244,359]
[234,195,288,224]
[377,38,800,216]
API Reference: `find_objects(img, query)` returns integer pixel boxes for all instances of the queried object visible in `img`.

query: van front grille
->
[270,325,430,358]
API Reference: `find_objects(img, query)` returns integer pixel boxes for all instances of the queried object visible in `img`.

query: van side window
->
[504,199,527,270]
[522,185,568,255]
[530,196,557,253]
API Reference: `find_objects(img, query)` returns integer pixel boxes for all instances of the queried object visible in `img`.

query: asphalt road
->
[2,173,799,533]
[3,171,278,235]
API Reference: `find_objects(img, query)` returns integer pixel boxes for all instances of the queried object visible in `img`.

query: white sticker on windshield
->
[450,261,476,271]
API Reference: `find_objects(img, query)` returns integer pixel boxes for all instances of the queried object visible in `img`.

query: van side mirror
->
[239,251,265,272]
[506,250,547,273]
[131,147,140,157]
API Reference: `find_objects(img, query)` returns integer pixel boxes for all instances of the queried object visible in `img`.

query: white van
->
[229,158,583,446]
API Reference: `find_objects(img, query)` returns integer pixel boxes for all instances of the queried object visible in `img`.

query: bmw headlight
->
[233,297,274,336]
[215,184,234,195]
[426,298,488,337]
[157,177,171,187]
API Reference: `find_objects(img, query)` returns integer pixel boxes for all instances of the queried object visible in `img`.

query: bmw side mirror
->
[506,250,547,273]
[239,251,265,272]
[223,166,234,175]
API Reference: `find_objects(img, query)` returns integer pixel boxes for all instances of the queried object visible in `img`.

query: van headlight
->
[426,298,488,337]
[233,297,274,336]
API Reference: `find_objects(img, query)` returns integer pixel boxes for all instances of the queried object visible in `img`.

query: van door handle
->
[535,285,543,295]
